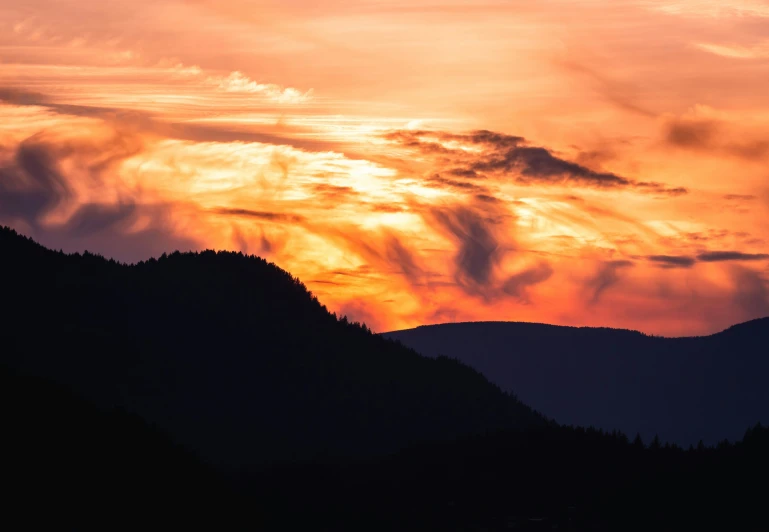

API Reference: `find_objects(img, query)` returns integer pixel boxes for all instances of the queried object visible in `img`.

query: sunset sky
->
[1,0,768,335]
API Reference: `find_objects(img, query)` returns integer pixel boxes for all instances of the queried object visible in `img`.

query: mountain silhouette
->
[0,227,543,469]
[0,365,239,529]
[384,320,769,445]
[2,226,769,530]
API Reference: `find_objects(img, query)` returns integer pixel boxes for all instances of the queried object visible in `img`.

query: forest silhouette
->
[1,226,768,530]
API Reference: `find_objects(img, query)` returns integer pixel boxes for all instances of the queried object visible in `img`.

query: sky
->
[1,0,768,336]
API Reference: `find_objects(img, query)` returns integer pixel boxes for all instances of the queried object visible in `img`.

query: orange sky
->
[1,0,768,335]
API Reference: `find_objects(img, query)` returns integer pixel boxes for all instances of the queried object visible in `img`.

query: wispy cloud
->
[694,41,769,59]
[697,251,769,262]
[207,71,314,103]
[387,129,688,196]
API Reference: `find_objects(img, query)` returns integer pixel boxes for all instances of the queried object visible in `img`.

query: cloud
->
[63,202,138,237]
[471,145,632,188]
[697,251,769,262]
[730,267,769,319]
[388,129,687,196]
[211,208,306,224]
[0,128,144,228]
[502,262,554,303]
[0,127,199,263]
[384,235,426,285]
[664,118,769,160]
[724,194,757,200]
[646,251,769,267]
[0,86,336,152]
[587,260,634,303]
[475,193,501,203]
[694,41,769,60]
[428,174,486,192]
[0,137,73,225]
[647,254,697,268]
[428,205,504,295]
[207,71,313,103]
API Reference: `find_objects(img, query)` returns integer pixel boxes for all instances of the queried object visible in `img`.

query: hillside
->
[0,227,544,468]
[0,366,237,529]
[384,320,769,445]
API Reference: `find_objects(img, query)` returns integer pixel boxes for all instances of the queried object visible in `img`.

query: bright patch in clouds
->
[209,71,314,103]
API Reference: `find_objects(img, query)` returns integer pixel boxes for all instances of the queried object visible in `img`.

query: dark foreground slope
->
[384,320,769,445]
[254,423,769,531]
[0,366,237,530]
[4,362,769,532]
[0,227,542,468]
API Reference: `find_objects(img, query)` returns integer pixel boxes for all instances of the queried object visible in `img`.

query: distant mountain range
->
[384,319,769,445]
[0,226,542,469]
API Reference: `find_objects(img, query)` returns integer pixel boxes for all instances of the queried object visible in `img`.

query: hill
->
[0,365,239,529]
[2,226,769,530]
[384,320,769,445]
[0,227,544,469]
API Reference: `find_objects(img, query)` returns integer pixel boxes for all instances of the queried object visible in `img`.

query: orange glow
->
[1,0,768,335]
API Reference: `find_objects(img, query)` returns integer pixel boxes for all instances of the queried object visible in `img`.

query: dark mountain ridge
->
[384,318,769,445]
[3,227,769,530]
[0,226,544,468]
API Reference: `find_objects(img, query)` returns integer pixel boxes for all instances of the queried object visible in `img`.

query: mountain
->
[0,366,237,529]
[384,320,769,445]
[0,227,543,469]
[3,226,769,530]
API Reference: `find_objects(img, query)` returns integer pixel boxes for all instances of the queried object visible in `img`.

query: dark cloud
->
[724,194,757,201]
[730,267,769,319]
[64,202,138,237]
[587,260,634,304]
[384,235,425,285]
[0,130,143,230]
[0,129,200,263]
[471,145,632,188]
[666,119,716,149]
[446,168,480,178]
[211,208,306,224]
[632,182,689,196]
[0,137,73,225]
[475,193,501,204]
[429,206,503,295]
[502,262,554,303]
[664,118,769,161]
[697,251,769,262]
[0,87,55,106]
[428,174,485,192]
[644,251,769,267]
[260,233,273,254]
[647,255,696,268]
[0,86,338,152]
[465,130,525,147]
[389,129,687,196]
